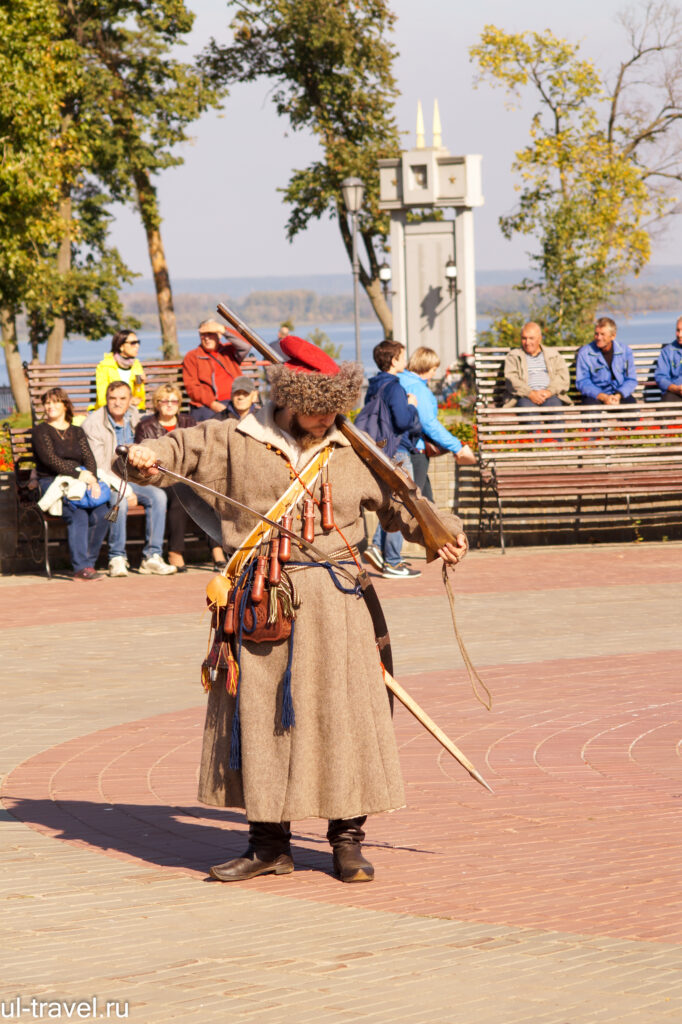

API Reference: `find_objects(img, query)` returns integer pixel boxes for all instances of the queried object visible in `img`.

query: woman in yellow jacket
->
[95,329,146,409]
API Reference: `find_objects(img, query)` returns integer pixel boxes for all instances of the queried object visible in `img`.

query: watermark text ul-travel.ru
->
[1,997,128,1019]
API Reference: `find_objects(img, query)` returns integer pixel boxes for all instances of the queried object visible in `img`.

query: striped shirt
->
[525,351,550,390]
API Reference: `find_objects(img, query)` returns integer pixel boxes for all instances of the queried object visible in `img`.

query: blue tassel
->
[280,620,296,731]
[228,560,253,772]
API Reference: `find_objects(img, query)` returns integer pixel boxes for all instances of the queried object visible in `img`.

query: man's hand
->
[125,444,159,478]
[598,392,620,405]
[438,534,468,566]
[669,384,682,396]
[127,491,138,508]
[407,393,418,407]
[528,389,551,405]
[210,400,227,413]
[89,481,101,500]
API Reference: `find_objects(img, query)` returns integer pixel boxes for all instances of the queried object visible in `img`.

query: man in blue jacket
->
[360,340,422,578]
[654,317,682,402]
[575,317,638,406]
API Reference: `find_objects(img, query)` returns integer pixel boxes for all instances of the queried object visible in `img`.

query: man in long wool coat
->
[123,337,467,883]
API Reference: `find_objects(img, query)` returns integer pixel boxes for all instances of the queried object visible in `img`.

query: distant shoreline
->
[121,278,682,331]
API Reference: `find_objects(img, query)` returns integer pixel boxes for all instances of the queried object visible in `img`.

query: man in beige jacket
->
[504,322,571,408]
[123,337,467,886]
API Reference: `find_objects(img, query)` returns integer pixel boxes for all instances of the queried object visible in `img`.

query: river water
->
[3,310,680,388]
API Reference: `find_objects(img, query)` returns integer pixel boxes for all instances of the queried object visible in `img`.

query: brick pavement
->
[2,544,682,1023]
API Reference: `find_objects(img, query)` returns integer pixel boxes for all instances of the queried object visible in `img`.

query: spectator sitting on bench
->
[135,382,227,571]
[32,388,110,581]
[576,317,637,406]
[95,329,146,410]
[504,322,571,409]
[222,376,260,421]
[83,380,176,577]
[654,316,682,403]
[182,318,251,423]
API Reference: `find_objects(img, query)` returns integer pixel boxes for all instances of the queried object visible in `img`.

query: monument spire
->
[433,99,442,149]
[416,100,425,149]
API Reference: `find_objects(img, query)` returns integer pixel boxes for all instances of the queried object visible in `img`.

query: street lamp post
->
[341,176,365,364]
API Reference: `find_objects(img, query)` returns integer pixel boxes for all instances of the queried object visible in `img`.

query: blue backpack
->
[354,380,401,459]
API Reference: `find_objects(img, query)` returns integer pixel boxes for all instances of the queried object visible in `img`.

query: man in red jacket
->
[182,319,252,422]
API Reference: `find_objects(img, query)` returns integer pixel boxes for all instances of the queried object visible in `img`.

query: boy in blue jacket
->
[361,340,422,578]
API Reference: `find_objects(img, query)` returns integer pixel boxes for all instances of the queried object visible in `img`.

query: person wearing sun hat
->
[123,335,467,885]
[182,317,252,422]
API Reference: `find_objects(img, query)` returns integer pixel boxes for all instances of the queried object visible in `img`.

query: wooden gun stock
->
[216,302,458,559]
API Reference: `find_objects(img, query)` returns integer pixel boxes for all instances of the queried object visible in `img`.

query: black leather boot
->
[327,816,374,883]
[210,821,294,882]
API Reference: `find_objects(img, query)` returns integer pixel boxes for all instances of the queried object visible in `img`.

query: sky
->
[108,0,682,281]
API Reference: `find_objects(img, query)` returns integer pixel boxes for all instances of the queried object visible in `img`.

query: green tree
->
[0,0,140,410]
[56,0,226,359]
[0,0,83,409]
[202,0,400,336]
[470,4,682,345]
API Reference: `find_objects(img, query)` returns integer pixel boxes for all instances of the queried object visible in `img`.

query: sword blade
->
[172,482,223,548]
[383,668,494,793]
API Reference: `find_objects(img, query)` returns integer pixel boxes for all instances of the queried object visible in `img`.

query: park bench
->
[23,355,265,420]
[474,342,664,409]
[473,343,682,549]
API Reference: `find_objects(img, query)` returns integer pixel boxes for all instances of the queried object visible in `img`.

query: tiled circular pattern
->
[3,653,681,943]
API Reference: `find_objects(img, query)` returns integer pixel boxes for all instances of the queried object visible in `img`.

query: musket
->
[217,302,460,562]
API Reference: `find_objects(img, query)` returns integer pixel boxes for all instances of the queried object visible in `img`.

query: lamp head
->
[341,176,365,213]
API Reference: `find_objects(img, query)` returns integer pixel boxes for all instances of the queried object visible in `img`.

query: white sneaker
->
[108,556,129,578]
[139,553,177,575]
[363,543,385,572]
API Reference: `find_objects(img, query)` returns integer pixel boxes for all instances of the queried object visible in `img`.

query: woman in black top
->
[32,388,110,580]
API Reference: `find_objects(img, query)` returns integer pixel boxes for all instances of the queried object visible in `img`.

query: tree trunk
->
[335,205,393,339]
[364,278,393,338]
[1,308,31,415]
[45,194,72,365]
[134,167,179,359]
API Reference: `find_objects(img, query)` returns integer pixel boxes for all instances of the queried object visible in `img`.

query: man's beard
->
[289,414,332,450]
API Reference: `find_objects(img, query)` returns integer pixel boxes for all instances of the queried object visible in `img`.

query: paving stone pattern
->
[2,543,682,1022]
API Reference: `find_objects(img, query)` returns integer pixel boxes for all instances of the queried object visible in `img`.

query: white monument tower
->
[378,101,484,363]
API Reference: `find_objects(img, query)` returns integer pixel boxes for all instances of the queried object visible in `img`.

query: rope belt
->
[285,543,360,572]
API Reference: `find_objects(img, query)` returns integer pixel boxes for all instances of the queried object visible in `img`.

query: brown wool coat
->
[124,405,464,822]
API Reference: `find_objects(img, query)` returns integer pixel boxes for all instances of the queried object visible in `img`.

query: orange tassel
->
[225,649,239,696]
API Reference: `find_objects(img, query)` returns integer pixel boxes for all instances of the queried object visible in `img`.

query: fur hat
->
[267,336,363,414]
